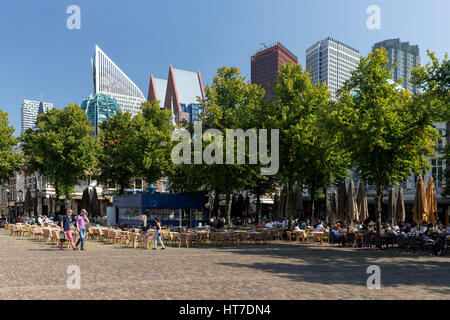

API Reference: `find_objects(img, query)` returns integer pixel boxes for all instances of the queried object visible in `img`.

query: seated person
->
[316,221,325,231]
[265,221,273,229]
[293,223,302,232]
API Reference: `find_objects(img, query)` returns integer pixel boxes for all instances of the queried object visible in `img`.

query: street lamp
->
[6,189,11,223]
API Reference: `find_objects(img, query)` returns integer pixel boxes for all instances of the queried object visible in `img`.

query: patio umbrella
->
[425,177,438,224]
[24,188,33,216]
[90,187,101,217]
[412,175,428,224]
[332,190,339,223]
[356,180,369,223]
[396,188,405,223]
[80,188,91,212]
[387,188,396,225]
[338,181,347,222]
[347,180,359,222]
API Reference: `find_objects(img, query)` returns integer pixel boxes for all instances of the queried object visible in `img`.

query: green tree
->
[200,66,267,224]
[99,110,135,194]
[335,48,439,231]
[272,63,349,221]
[100,101,174,194]
[0,110,21,183]
[21,104,101,211]
[411,51,450,197]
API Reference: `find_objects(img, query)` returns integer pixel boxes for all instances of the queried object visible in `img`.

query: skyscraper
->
[21,100,54,133]
[306,37,360,99]
[92,45,146,117]
[372,38,421,94]
[251,42,298,99]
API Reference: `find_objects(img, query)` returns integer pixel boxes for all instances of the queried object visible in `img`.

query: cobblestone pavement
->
[0,229,449,300]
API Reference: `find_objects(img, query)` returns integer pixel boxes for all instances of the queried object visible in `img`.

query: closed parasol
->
[80,188,91,213]
[356,180,369,223]
[338,181,347,222]
[347,180,359,222]
[396,188,405,223]
[387,188,396,225]
[425,177,438,224]
[412,175,428,224]
[332,190,339,223]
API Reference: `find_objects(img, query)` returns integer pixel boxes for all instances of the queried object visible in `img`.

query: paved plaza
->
[0,229,449,300]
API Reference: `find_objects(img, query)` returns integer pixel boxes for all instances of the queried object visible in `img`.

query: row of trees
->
[0,49,448,230]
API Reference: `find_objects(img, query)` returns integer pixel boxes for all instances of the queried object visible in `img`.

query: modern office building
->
[372,38,420,94]
[148,65,206,124]
[306,37,360,99]
[21,100,54,133]
[251,42,298,99]
[92,45,146,117]
[80,93,120,136]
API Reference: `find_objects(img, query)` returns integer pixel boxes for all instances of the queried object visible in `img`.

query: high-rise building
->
[21,100,54,133]
[372,38,421,94]
[306,37,360,99]
[92,45,146,117]
[251,42,298,99]
[80,93,120,136]
[148,65,206,124]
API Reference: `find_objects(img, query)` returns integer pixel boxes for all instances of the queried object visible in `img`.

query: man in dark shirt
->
[59,209,77,250]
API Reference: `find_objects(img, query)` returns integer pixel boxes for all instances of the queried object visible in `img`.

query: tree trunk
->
[256,193,261,223]
[311,194,315,220]
[375,184,383,233]
[286,183,293,229]
[225,193,232,226]
[323,187,329,224]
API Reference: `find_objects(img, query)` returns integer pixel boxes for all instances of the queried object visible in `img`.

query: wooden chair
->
[127,232,138,248]
[31,227,42,240]
[321,231,330,244]
[238,232,249,245]
[286,231,296,241]
[362,232,372,249]
[262,231,271,245]
[214,233,227,247]
[87,227,95,240]
[227,232,239,246]
[42,229,51,243]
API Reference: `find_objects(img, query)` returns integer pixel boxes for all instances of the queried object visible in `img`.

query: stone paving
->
[0,229,449,300]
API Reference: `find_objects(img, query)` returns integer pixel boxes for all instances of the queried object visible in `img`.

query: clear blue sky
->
[0,0,449,134]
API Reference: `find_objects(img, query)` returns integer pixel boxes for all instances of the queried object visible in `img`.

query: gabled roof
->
[172,67,204,105]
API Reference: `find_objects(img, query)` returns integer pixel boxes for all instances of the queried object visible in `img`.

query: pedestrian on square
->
[75,209,89,251]
[153,217,165,250]
[59,209,77,250]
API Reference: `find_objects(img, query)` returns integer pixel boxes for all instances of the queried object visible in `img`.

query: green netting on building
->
[81,93,120,136]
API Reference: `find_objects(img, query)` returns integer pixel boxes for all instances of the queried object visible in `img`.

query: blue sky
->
[0,0,449,134]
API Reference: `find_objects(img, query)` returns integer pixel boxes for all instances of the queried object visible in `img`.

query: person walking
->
[59,209,77,250]
[153,218,165,250]
[75,209,89,251]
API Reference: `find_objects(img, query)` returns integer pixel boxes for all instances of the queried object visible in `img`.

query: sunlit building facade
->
[306,37,360,100]
[21,100,54,133]
[92,45,146,117]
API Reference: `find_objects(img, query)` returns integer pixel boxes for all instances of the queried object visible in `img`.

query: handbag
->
[59,231,67,242]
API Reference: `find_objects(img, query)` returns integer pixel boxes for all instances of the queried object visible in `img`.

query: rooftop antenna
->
[259,43,267,49]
